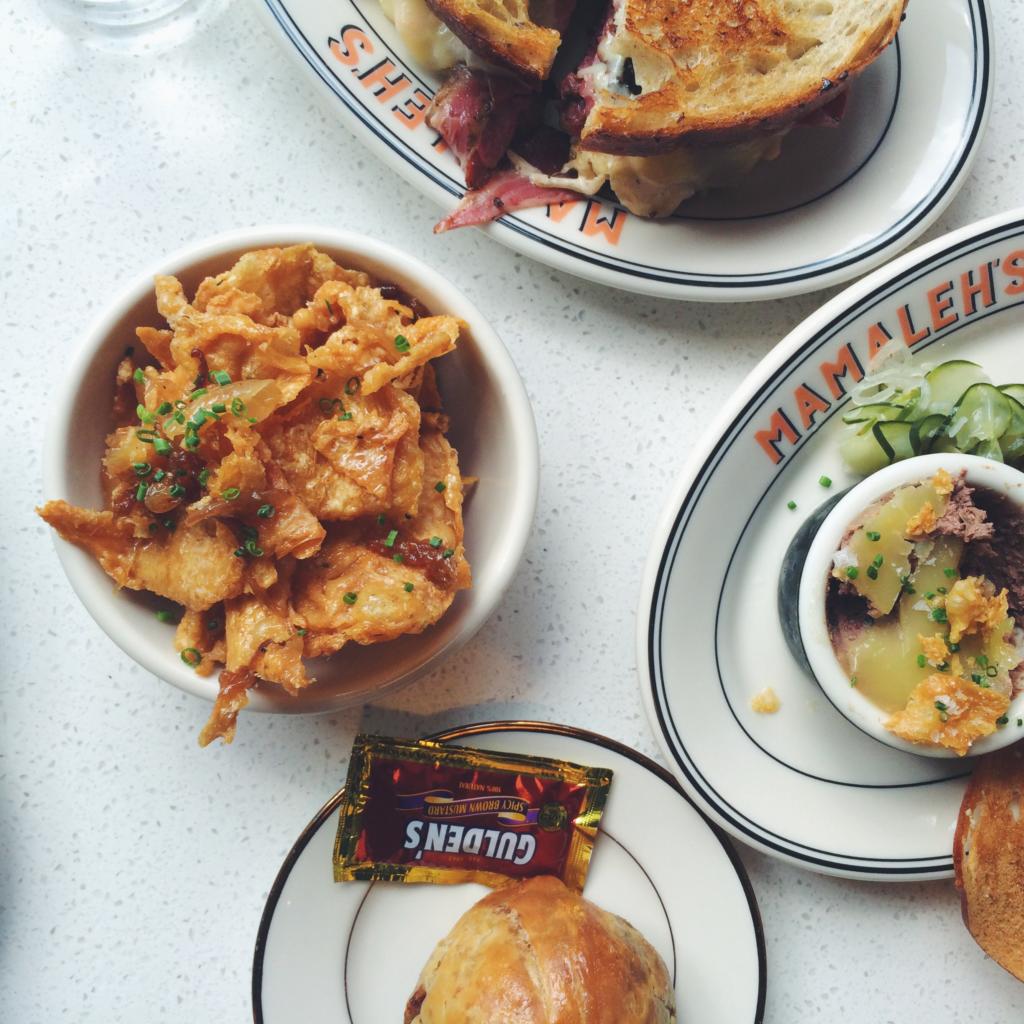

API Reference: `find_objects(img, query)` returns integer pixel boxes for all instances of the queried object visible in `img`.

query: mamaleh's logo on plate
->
[325,23,628,246]
[754,252,1023,465]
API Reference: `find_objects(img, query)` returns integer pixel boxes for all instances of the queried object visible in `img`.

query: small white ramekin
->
[42,226,539,716]
[799,453,1024,758]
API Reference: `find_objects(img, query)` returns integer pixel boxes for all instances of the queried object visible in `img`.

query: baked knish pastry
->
[953,743,1024,981]
[404,875,676,1023]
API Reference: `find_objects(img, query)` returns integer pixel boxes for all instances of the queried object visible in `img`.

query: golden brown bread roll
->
[404,875,676,1024]
[953,743,1024,981]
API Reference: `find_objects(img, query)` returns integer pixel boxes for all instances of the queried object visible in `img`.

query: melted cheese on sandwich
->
[379,0,473,72]
[514,132,787,219]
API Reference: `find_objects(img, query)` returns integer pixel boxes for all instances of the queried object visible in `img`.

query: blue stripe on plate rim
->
[644,213,1024,877]
[259,0,991,290]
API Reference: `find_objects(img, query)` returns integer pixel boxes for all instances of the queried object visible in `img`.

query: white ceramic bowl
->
[799,453,1024,758]
[42,226,539,714]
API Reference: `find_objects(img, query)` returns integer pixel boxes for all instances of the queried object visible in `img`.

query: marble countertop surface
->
[4,0,1024,1019]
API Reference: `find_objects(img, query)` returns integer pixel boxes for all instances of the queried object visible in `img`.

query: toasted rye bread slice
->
[578,0,908,154]
[424,0,566,82]
[953,743,1024,982]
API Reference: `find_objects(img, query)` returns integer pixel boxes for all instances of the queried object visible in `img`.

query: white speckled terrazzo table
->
[4,0,1024,1020]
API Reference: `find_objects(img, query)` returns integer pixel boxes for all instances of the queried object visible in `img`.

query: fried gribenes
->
[39,245,472,745]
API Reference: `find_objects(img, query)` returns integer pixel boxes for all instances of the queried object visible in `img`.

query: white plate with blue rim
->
[255,0,992,302]
[639,207,1024,881]
[252,721,766,1023]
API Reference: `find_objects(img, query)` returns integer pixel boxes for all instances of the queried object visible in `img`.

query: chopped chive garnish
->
[819,475,832,488]
[133,368,145,384]
[434,481,446,493]
[972,673,983,684]
[244,539,263,557]
[169,484,186,499]
[987,666,999,678]
[924,591,936,600]
[872,554,884,568]
[174,410,185,424]
[943,568,957,578]
[937,586,947,595]
[136,429,157,443]
[180,647,202,667]
[153,437,171,455]
[935,700,948,711]
[866,565,879,580]
[404,582,414,592]
[135,482,148,501]
[256,504,275,519]
[393,553,404,564]
[429,536,442,549]
[221,487,240,500]
[295,627,307,637]
[917,654,927,667]
[157,401,173,415]
[442,548,454,559]
[997,715,1009,726]
[866,530,881,541]
[394,334,411,352]
[376,513,386,526]
[343,592,358,605]
[230,398,246,416]
[384,529,398,548]
[137,403,155,424]
[845,567,859,580]
[211,370,231,386]
[198,469,209,487]
[345,376,360,396]
[190,388,208,400]
[787,500,797,510]
[211,402,226,414]
[184,435,200,449]
[850,676,857,687]
[152,469,166,482]
[133,462,152,477]
[930,608,947,622]
[948,642,960,652]
[977,654,989,668]
[155,609,179,624]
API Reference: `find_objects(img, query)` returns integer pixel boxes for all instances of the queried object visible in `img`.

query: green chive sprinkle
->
[211,370,231,386]
[997,715,1009,727]
[866,566,879,580]
[184,435,200,449]
[137,403,155,424]
[972,673,983,684]
[404,582,414,593]
[937,586,948,595]
[845,567,859,580]
[133,368,145,384]
[384,529,398,548]
[136,428,157,443]
[977,655,989,668]
[442,548,454,559]
[198,469,209,487]
[133,462,152,477]
[930,608,947,622]
[211,402,226,414]
[345,376,360,396]
[394,334,411,353]
[935,700,948,711]
[429,536,442,549]
[917,654,927,668]
[787,500,797,510]
[924,591,936,600]
[155,609,179,624]
[872,554,884,568]
[296,628,307,637]
[376,513,386,526]
[244,540,263,557]
[434,481,446,493]
[135,482,148,501]
[169,484,185,499]
[819,475,832,488]
[230,398,246,416]
[850,676,857,687]
[157,401,173,415]
[153,469,166,482]
[256,504,275,519]
[948,642,960,653]
[153,437,171,456]
[190,388,208,400]
[987,666,999,678]
[943,568,957,578]
[221,487,240,501]
[343,592,358,605]
[180,647,202,667]
[340,411,353,421]
[393,553,404,564]
[866,531,881,542]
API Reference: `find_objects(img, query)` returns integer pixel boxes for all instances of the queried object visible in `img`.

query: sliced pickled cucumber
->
[926,360,990,416]
[842,402,906,426]
[911,413,948,453]
[947,383,1013,449]
[874,420,918,463]
[839,425,891,476]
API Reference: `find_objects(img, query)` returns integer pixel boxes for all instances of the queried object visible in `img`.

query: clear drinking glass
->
[47,0,218,51]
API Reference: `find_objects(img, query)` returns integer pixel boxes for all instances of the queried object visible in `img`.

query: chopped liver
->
[931,480,995,544]
[961,488,1024,619]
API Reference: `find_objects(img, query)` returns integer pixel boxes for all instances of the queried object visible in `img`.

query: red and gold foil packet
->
[333,734,613,891]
